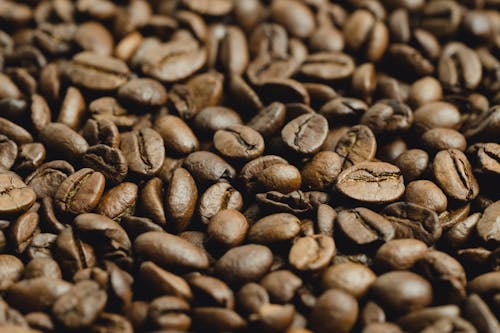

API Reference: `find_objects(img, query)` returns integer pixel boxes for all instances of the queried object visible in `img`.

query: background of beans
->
[0,0,499,332]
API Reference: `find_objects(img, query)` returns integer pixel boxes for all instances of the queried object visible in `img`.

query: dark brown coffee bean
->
[260,270,302,304]
[14,143,46,174]
[299,52,355,81]
[0,135,17,170]
[207,209,248,248]
[476,200,500,247]
[270,0,315,38]
[81,145,128,185]
[219,26,249,76]
[259,78,310,105]
[89,312,133,333]
[193,307,247,332]
[371,271,433,315]
[26,233,57,260]
[322,263,376,298]
[199,182,243,225]
[374,238,428,271]
[227,75,263,113]
[336,161,404,203]
[215,244,273,286]
[439,42,482,92]
[463,294,499,333]
[0,173,36,216]
[397,305,461,332]
[52,280,107,329]
[134,231,210,271]
[55,168,106,215]
[413,102,462,133]
[301,151,343,191]
[81,119,120,149]
[64,52,130,91]
[166,168,197,232]
[89,97,138,129]
[445,212,481,248]
[281,113,328,156]
[96,182,138,221]
[57,87,86,130]
[394,149,429,182]
[336,207,395,246]
[420,0,462,37]
[6,277,72,313]
[256,164,302,194]
[213,125,264,162]
[183,151,236,184]
[186,71,224,113]
[0,254,24,291]
[139,261,192,300]
[388,44,434,77]
[361,99,413,135]
[138,177,166,226]
[186,273,234,308]
[433,149,479,202]
[248,213,300,244]
[240,155,288,194]
[10,211,39,254]
[335,125,377,169]
[404,180,448,213]
[117,78,167,109]
[24,257,61,280]
[408,76,443,107]
[0,117,33,146]
[383,202,442,245]
[25,161,74,199]
[309,289,358,333]
[194,106,243,135]
[289,235,336,271]
[39,123,89,160]
[421,128,467,153]
[120,128,165,177]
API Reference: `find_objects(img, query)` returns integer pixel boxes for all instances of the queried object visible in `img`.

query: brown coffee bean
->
[134,231,210,271]
[408,76,443,107]
[394,149,429,182]
[388,44,434,77]
[25,161,74,199]
[422,128,467,153]
[309,289,359,333]
[192,307,247,332]
[281,113,329,156]
[58,87,86,130]
[0,135,17,170]
[248,213,300,244]
[404,180,448,213]
[39,123,89,160]
[55,168,106,214]
[6,277,72,312]
[289,235,336,271]
[96,182,138,220]
[219,26,249,76]
[81,119,120,149]
[139,261,192,300]
[433,149,479,202]
[183,151,236,184]
[0,254,24,291]
[24,257,61,280]
[207,209,248,248]
[186,273,234,308]
[64,52,130,91]
[10,211,39,254]
[215,244,273,285]
[256,163,302,194]
[81,145,128,185]
[336,161,405,203]
[194,106,243,135]
[374,239,428,271]
[463,294,499,333]
[120,128,165,177]
[0,173,36,216]
[52,280,107,329]
[476,200,500,247]
[14,143,46,174]
[413,102,462,133]
[397,305,461,332]
[0,117,33,145]
[383,202,442,245]
[117,78,167,109]
[199,182,243,225]
[214,125,265,161]
[336,207,395,246]
[147,295,191,330]
[165,168,197,232]
[322,263,376,298]
[260,270,302,304]
[89,312,133,333]
[270,0,315,38]
[361,99,413,135]
[438,42,482,92]
[335,125,377,169]
[371,271,433,315]
[299,52,355,81]
[74,21,114,55]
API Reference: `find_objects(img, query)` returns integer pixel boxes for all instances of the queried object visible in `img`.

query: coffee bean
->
[166,168,197,233]
[39,123,89,160]
[420,0,462,37]
[134,231,210,271]
[361,99,413,134]
[463,294,500,333]
[301,151,343,191]
[397,305,461,332]
[404,180,448,213]
[433,149,479,202]
[383,202,442,245]
[207,209,248,248]
[439,42,482,92]
[10,211,39,254]
[52,280,107,329]
[281,113,328,156]
[199,182,243,225]
[194,106,243,135]
[139,261,192,300]
[336,161,405,203]
[289,235,336,271]
[256,164,302,194]
[25,161,74,199]
[64,52,130,91]
[81,144,128,184]
[58,87,86,130]
[248,213,300,245]
[24,257,61,280]
[408,76,443,107]
[96,182,138,220]
[0,135,17,170]
[240,155,288,194]
[335,125,377,169]
[214,125,265,161]
[14,143,46,174]
[300,52,355,81]
[336,207,395,246]
[183,151,235,184]
[0,173,36,216]
[374,238,428,271]
[476,200,500,247]
[413,102,461,133]
[322,263,376,298]
[0,117,33,145]
[215,244,273,286]
[394,149,429,182]
[55,168,105,215]
[219,26,249,76]
[0,254,24,291]
[120,128,165,177]
[309,289,358,333]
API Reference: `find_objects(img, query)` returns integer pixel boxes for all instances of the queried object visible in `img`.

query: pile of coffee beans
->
[0,0,499,332]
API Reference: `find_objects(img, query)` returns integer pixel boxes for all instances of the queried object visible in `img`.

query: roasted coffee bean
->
[256,163,302,194]
[215,244,273,286]
[0,173,36,216]
[58,87,86,130]
[166,168,197,233]
[322,263,376,298]
[256,190,314,215]
[394,149,429,182]
[289,235,336,271]
[0,117,33,145]
[421,128,467,153]
[82,145,128,184]
[299,52,355,81]
[408,76,443,107]
[336,208,395,246]
[374,238,428,271]
[413,102,462,133]
[25,161,74,199]
[0,135,17,170]
[154,115,199,156]
[39,123,89,160]
[0,254,24,291]
[214,125,265,161]
[117,78,167,109]
[383,202,442,245]
[139,261,192,300]
[301,151,343,191]
[476,200,500,247]
[281,113,328,156]
[433,149,479,202]
[24,257,61,280]
[120,128,165,177]
[187,273,234,308]
[81,119,120,149]
[55,168,106,215]
[52,280,107,329]
[96,182,138,221]
[438,42,482,92]
[388,44,434,77]
[336,161,405,203]
[63,52,130,91]
[183,151,235,184]
[319,97,367,124]
[10,211,39,254]
[194,106,243,135]
[335,125,377,169]
[309,289,358,333]
[248,213,300,244]
[207,209,248,248]
[198,182,243,225]
[134,231,210,271]
[404,180,448,213]
[14,143,46,174]
[361,99,413,135]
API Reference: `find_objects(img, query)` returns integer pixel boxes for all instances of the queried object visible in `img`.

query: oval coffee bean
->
[39,123,89,160]
[336,161,405,204]
[281,113,328,155]
[0,173,36,216]
[248,213,301,244]
[120,128,165,177]
[289,235,336,271]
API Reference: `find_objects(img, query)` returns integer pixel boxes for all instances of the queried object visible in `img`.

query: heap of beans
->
[0,0,499,332]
